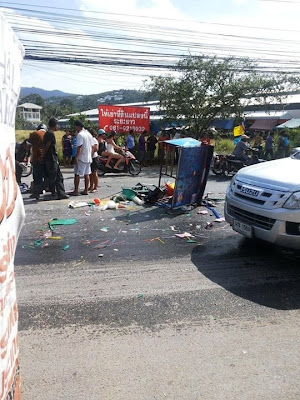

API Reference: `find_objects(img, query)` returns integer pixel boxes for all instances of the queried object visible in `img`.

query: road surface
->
[15,168,300,400]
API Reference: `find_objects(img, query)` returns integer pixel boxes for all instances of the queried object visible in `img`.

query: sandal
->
[80,191,88,195]
[69,192,80,196]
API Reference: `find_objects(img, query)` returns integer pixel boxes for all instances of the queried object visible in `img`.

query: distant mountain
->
[19,87,158,112]
[20,87,74,99]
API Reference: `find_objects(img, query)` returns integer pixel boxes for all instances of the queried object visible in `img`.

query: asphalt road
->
[15,167,300,400]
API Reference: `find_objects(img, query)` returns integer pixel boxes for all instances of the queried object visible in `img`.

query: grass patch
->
[16,130,65,163]
[214,138,234,154]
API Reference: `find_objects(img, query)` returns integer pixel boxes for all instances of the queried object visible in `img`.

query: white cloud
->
[80,0,183,20]
[232,0,248,4]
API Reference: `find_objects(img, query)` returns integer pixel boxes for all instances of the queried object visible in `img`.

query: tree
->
[145,55,300,137]
[19,93,45,108]
[59,97,77,113]
[68,115,97,132]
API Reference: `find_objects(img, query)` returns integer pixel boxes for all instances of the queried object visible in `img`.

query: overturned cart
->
[159,138,213,209]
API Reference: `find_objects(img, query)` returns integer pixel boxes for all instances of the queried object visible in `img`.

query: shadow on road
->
[207,174,232,183]
[191,235,300,310]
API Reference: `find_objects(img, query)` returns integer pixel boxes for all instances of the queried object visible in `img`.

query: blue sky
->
[2,0,300,94]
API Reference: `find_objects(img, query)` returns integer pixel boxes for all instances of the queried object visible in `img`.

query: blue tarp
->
[210,118,234,130]
[165,137,201,148]
[172,145,214,208]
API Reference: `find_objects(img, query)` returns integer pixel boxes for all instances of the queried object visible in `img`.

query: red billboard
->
[98,105,150,134]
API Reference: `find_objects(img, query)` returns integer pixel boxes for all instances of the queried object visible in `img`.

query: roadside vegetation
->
[146,55,300,137]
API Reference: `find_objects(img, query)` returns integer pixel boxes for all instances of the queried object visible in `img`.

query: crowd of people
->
[232,130,290,164]
[16,121,293,199]
[15,119,102,200]
[16,121,180,199]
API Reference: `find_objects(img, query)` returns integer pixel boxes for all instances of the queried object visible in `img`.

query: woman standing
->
[62,130,72,167]
[89,129,99,192]
[71,132,77,165]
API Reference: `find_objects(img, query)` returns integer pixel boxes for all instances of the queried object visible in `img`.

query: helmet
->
[98,128,105,135]
[37,123,47,130]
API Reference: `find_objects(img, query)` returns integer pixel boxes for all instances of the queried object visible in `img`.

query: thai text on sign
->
[98,105,150,133]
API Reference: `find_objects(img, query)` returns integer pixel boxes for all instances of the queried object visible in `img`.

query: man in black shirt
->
[146,132,158,165]
[33,118,69,200]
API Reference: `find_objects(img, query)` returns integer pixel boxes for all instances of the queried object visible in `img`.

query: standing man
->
[138,130,147,166]
[277,131,286,159]
[88,129,99,193]
[70,120,93,196]
[125,130,135,154]
[33,118,69,200]
[264,131,274,160]
[158,130,169,164]
[146,132,158,165]
[28,123,47,195]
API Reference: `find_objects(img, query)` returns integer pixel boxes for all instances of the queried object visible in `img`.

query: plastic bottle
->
[132,196,144,205]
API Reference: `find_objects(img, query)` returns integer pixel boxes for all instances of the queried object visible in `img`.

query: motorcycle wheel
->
[128,160,141,176]
[20,162,33,177]
[222,164,232,177]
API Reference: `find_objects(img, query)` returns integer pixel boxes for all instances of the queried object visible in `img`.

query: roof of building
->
[249,119,279,130]
[276,118,300,129]
[17,103,43,109]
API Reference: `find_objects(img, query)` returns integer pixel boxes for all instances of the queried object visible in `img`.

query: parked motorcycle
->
[97,149,141,176]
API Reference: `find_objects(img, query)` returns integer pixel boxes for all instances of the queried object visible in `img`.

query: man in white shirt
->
[71,120,93,196]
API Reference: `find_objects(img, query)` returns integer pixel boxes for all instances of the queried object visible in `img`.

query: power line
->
[2,2,300,87]
[2,2,300,33]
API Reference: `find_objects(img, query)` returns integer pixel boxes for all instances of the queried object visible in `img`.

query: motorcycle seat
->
[226,155,237,160]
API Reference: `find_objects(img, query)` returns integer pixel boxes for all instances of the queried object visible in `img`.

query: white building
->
[17,102,42,124]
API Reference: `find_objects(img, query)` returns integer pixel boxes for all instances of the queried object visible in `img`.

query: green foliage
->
[68,115,97,132]
[146,55,300,138]
[15,113,27,130]
[214,138,234,154]
[284,128,300,148]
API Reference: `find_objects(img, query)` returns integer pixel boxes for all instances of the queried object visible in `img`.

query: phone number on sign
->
[108,125,147,133]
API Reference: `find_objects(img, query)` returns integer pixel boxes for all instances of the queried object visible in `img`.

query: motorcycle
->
[221,148,264,177]
[97,148,141,176]
[211,153,227,175]
[20,159,33,177]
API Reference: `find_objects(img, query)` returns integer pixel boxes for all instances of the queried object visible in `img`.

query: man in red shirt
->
[28,123,47,194]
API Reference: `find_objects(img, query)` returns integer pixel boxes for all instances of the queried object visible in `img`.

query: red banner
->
[98,105,150,134]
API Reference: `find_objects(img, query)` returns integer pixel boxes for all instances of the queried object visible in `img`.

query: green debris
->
[49,218,77,226]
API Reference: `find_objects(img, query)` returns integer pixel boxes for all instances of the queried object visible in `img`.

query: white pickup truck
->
[224,149,300,250]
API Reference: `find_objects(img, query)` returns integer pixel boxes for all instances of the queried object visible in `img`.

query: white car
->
[224,150,300,250]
